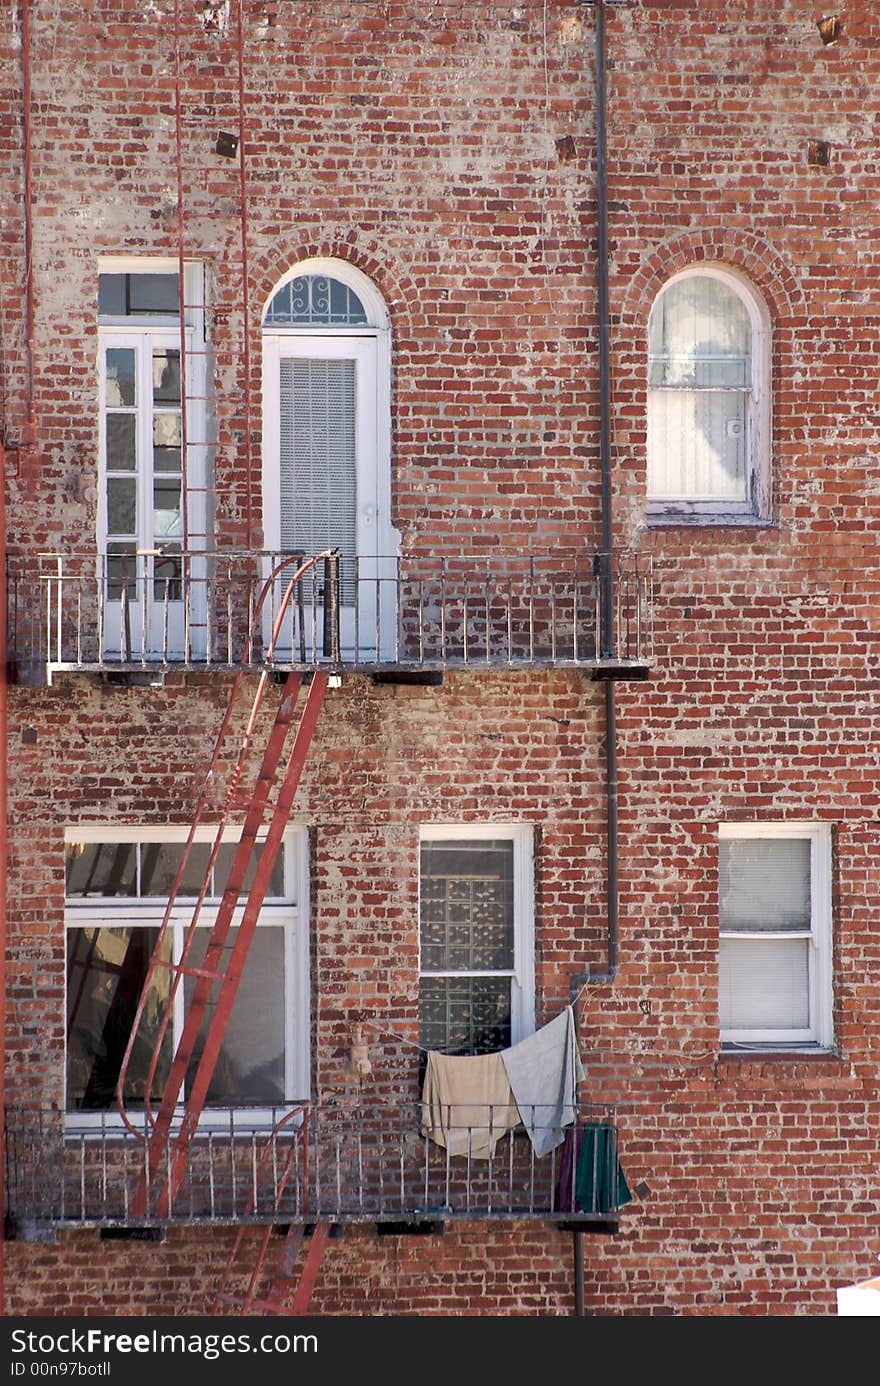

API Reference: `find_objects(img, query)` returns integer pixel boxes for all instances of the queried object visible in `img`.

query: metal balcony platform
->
[4,1102,628,1237]
[7,549,654,686]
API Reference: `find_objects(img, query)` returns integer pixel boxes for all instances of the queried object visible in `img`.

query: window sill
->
[645,511,778,531]
[714,1047,846,1080]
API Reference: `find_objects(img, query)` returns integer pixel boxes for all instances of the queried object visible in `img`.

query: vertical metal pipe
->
[21,0,36,440]
[595,0,614,659]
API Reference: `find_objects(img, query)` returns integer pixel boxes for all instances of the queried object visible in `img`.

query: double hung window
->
[418,826,535,1057]
[718,823,833,1049]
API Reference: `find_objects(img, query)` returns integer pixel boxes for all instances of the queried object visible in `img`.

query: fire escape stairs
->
[115,560,336,1309]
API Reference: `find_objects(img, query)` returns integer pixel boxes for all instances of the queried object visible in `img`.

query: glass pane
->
[153,348,180,405]
[98,275,127,316]
[647,388,747,502]
[105,414,137,471]
[153,477,182,538]
[184,927,286,1104]
[649,275,751,388]
[153,413,181,471]
[720,837,811,932]
[99,273,179,317]
[107,476,137,535]
[264,273,367,326]
[720,937,810,1030]
[154,549,182,602]
[66,926,172,1110]
[130,273,179,315]
[106,544,138,602]
[139,841,212,897]
[214,840,285,898]
[419,976,512,1056]
[419,840,514,971]
[105,348,136,407]
[65,842,136,896]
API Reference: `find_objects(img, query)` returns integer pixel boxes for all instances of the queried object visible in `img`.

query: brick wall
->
[3,1,880,1315]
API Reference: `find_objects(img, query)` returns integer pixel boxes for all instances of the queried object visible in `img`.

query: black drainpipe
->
[571,0,619,1319]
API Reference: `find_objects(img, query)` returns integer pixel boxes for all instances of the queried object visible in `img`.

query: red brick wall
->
[3,1,880,1315]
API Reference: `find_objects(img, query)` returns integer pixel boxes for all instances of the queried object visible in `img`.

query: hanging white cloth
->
[420,1049,521,1158]
[420,1005,584,1160]
[500,1005,584,1157]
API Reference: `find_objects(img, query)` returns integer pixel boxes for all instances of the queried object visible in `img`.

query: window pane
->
[719,936,810,1029]
[105,348,136,407]
[420,840,514,970]
[105,414,137,471]
[153,477,182,537]
[264,274,367,326]
[106,544,138,602]
[184,927,286,1104]
[66,926,172,1110]
[99,273,179,317]
[649,276,751,386]
[279,358,357,574]
[153,413,181,471]
[107,476,137,534]
[647,389,747,501]
[66,842,136,897]
[153,348,180,405]
[419,976,512,1056]
[720,837,811,932]
[139,841,212,897]
[214,840,285,898]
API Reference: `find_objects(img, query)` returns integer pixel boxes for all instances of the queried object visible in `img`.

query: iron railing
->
[4,1102,626,1233]
[6,549,653,683]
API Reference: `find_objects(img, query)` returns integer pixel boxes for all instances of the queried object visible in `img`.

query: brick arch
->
[619,228,805,329]
[249,239,420,341]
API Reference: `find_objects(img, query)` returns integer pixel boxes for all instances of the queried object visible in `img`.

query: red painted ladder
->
[116,554,334,1220]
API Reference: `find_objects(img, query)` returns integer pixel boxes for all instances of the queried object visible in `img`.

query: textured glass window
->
[419,839,516,1056]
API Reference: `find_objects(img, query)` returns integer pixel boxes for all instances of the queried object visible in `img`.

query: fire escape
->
[4,1,650,1316]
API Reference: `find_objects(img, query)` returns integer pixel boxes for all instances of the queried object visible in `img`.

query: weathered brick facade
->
[2,1,878,1316]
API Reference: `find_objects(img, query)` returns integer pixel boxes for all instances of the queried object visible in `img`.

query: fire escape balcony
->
[4,1102,628,1239]
[7,549,653,686]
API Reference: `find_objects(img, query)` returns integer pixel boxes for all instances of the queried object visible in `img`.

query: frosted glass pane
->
[720,837,810,931]
[648,389,747,500]
[649,275,750,386]
[719,937,809,1029]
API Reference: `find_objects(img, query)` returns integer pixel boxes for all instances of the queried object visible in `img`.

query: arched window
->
[647,266,770,522]
[261,259,398,660]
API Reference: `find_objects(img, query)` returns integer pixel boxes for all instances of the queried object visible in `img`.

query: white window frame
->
[647,264,771,525]
[718,821,833,1050]
[64,823,310,1130]
[418,823,536,1051]
[97,256,208,658]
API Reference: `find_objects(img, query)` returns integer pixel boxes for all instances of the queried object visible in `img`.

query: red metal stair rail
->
[211,1104,331,1316]
[115,552,337,1218]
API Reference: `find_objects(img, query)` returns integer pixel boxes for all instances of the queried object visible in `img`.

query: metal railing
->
[4,1102,625,1231]
[6,549,653,682]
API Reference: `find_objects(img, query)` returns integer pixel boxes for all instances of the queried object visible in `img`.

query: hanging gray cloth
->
[500,1005,584,1157]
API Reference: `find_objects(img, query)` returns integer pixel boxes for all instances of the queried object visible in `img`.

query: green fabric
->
[575,1121,633,1212]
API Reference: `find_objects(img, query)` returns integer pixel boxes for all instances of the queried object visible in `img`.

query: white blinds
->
[279,357,357,563]
[719,837,811,931]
